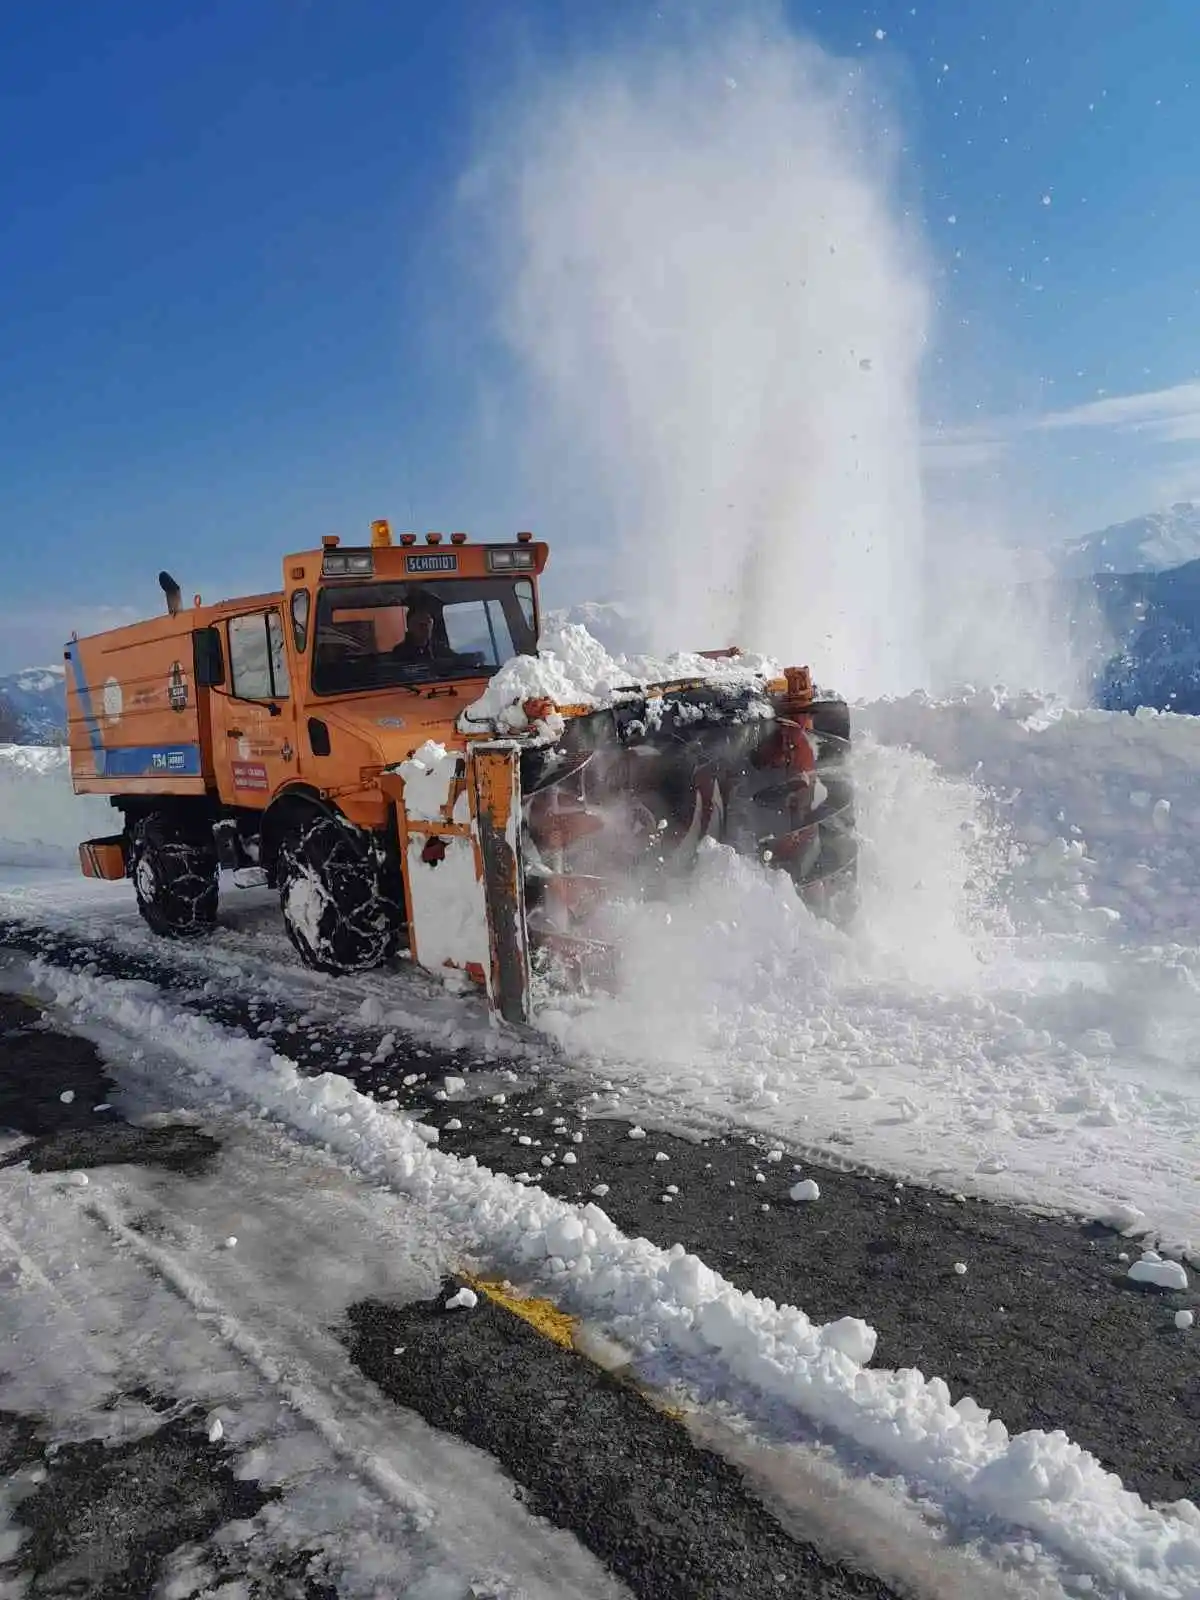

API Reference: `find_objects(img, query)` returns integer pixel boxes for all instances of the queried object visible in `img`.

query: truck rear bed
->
[66,619,212,798]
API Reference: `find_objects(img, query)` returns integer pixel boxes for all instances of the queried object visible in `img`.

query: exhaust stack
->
[158,571,182,617]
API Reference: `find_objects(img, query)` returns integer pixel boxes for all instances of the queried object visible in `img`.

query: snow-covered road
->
[1,957,1195,1599]
[2,696,1200,1598]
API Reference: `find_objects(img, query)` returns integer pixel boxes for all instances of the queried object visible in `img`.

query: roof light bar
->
[322,550,374,578]
[487,547,536,572]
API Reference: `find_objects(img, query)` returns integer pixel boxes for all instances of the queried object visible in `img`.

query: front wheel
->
[130,812,219,939]
[278,811,401,974]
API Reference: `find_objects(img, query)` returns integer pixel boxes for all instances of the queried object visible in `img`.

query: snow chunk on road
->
[820,1317,877,1365]
[1175,1310,1195,1330]
[789,1179,820,1202]
[444,1287,478,1312]
[1097,1201,1150,1237]
[1128,1257,1189,1291]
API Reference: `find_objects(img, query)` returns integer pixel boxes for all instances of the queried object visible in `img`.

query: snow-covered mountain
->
[1060,501,1200,579]
[542,599,649,658]
[0,665,67,743]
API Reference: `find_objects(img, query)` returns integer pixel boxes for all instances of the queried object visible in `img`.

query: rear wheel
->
[278,811,401,974]
[130,811,219,939]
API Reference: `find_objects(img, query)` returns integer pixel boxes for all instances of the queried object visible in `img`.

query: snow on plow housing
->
[65,523,856,1022]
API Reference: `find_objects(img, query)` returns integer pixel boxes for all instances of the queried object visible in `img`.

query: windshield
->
[312,578,537,696]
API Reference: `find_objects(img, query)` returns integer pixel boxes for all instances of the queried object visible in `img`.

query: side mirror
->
[193,626,225,688]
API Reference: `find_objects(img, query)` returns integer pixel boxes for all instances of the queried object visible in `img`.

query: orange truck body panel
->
[66,612,217,797]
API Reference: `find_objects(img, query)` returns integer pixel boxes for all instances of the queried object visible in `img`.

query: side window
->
[512,580,538,652]
[228,613,289,699]
[290,590,310,653]
[268,613,290,697]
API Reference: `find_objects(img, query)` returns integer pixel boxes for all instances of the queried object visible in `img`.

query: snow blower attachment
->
[66,525,856,1025]
[515,669,855,998]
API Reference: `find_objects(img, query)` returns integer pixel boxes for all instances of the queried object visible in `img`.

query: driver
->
[391,594,442,664]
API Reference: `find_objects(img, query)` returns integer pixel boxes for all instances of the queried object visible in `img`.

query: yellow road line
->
[462,1274,684,1420]
[465,1276,579,1350]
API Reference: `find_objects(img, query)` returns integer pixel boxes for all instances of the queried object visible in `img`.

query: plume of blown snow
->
[466,4,930,698]
[918,490,1111,703]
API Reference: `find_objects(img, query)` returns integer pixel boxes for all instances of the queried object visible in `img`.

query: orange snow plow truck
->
[67,524,855,1023]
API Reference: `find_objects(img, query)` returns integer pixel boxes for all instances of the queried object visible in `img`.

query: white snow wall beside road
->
[0,745,111,868]
[858,691,1200,941]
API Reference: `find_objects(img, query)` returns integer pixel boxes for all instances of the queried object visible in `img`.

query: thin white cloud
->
[1035,381,1200,438]
[921,381,1200,471]
[921,435,1007,470]
[1146,410,1200,445]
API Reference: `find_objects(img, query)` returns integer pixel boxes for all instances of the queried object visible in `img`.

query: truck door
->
[208,609,300,808]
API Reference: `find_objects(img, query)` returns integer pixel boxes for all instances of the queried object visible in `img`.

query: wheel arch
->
[114,793,219,835]
[259,784,341,876]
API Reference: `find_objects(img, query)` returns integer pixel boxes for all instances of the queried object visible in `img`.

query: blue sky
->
[2,0,1199,670]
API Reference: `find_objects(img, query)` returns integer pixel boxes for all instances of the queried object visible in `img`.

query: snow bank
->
[28,962,1200,1600]
[860,690,1200,940]
[0,745,111,868]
